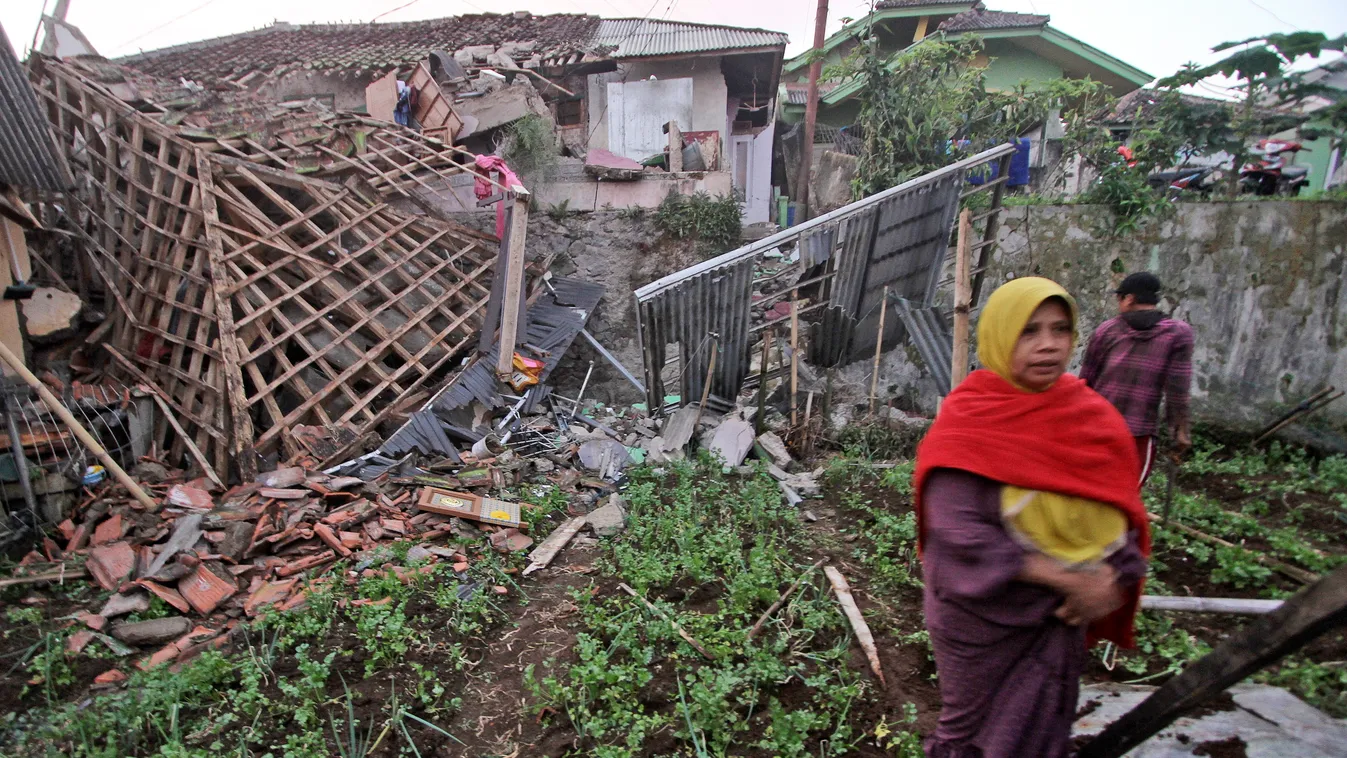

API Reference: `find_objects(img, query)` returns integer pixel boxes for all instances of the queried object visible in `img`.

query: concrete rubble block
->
[710,418,755,468]
[578,439,632,474]
[111,616,192,646]
[586,494,627,538]
[755,432,793,469]
[99,591,150,618]
[216,521,253,563]
[21,287,83,344]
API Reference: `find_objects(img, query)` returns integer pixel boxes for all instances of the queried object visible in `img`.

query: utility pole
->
[795,0,829,222]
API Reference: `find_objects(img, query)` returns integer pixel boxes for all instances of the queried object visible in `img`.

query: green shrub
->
[654,191,742,255]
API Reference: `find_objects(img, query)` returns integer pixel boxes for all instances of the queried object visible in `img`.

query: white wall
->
[587,56,729,155]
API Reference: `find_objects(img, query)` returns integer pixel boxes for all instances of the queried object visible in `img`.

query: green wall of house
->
[981,40,1065,91]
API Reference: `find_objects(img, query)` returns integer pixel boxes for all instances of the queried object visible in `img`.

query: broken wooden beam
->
[747,558,826,641]
[824,565,886,688]
[1140,595,1283,615]
[619,582,713,660]
[1078,563,1347,758]
[523,516,585,576]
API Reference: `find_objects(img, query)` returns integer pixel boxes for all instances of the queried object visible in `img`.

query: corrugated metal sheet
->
[634,144,1016,411]
[0,25,70,192]
[595,19,787,59]
[891,298,953,395]
[379,277,604,457]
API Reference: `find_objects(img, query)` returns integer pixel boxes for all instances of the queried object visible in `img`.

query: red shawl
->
[914,369,1152,647]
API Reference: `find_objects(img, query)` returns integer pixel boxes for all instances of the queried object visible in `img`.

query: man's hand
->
[1053,564,1123,627]
[1170,422,1192,461]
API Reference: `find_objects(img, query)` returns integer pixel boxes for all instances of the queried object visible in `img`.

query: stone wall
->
[986,200,1347,442]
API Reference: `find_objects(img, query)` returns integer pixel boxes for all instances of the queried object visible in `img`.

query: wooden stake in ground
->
[790,291,800,429]
[747,558,827,641]
[692,336,719,432]
[0,340,159,512]
[1078,563,1347,758]
[824,566,886,688]
[869,286,890,415]
[951,208,973,388]
[495,191,530,378]
[619,582,713,659]
[755,329,773,436]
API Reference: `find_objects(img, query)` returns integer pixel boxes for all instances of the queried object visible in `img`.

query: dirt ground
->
[0,433,1343,756]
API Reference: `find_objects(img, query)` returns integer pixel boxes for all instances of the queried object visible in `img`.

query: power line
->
[369,0,426,24]
[1244,0,1300,31]
[111,0,221,53]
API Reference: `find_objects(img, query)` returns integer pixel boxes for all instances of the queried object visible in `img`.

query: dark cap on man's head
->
[1115,272,1161,302]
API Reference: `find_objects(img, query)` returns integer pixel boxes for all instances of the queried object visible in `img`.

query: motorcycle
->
[1240,139,1311,196]
[1147,166,1222,196]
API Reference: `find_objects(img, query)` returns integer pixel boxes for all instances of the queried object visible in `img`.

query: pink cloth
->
[473,155,524,238]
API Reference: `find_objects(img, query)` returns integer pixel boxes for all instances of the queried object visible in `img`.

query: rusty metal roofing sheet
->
[595,19,787,59]
[0,25,70,192]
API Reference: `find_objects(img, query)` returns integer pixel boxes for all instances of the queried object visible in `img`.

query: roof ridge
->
[598,17,789,36]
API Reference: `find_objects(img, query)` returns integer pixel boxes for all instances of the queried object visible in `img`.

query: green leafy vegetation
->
[527,457,871,756]
[653,191,743,257]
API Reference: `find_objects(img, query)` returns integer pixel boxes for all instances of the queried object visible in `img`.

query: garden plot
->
[0,432,1343,756]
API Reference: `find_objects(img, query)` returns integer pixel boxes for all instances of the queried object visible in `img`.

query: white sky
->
[2,0,1345,90]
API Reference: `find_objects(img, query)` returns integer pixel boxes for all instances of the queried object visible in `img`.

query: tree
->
[1157,32,1347,195]
[831,34,1113,198]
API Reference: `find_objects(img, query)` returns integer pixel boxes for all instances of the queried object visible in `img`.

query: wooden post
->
[692,336,719,432]
[666,120,683,173]
[951,208,973,389]
[495,190,529,378]
[196,151,258,481]
[1078,563,1347,758]
[869,286,889,415]
[795,0,831,220]
[755,330,773,435]
[789,291,800,429]
[0,340,159,512]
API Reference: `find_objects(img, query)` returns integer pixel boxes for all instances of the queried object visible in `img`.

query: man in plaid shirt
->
[1080,272,1194,485]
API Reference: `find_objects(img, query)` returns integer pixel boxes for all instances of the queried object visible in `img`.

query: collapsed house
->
[118,13,789,223]
[26,55,522,483]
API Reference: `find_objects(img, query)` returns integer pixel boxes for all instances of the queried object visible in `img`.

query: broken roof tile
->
[86,542,137,591]
[177,564,238,615]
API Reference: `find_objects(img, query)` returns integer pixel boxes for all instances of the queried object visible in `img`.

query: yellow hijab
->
[978,277,1127,566]
[977,277,1078,391]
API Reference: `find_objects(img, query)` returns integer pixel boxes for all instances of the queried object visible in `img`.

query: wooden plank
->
[195,151,257,482]
[523,517,586,576]
[495,194,529,377]
[1078,564,1347,758]
[951,208,972,388]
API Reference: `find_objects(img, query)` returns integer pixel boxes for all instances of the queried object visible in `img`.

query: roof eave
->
[941,26,1151,87]
[614,44,786,62]
[782,2,976,73]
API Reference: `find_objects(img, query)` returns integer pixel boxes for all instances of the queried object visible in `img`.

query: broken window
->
[553,96,584,127]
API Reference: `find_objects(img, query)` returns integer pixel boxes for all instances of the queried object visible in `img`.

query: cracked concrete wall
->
[986,200,1347,443]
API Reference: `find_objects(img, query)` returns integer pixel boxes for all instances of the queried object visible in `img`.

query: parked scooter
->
[1147,166,1222,196]
[1240,139,1311,196]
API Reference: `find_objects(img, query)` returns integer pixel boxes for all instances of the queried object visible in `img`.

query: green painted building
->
[780,1,1152,127]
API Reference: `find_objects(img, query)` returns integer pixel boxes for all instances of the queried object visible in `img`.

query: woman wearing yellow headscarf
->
[913,277,1151,758]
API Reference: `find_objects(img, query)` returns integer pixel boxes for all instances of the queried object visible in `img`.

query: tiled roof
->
[876,1,977,9]
[120,13,604,83]
[594,18,787,58]
[782,81,838,105]
[1099,88,1251,125]
[938,8,1050,32]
